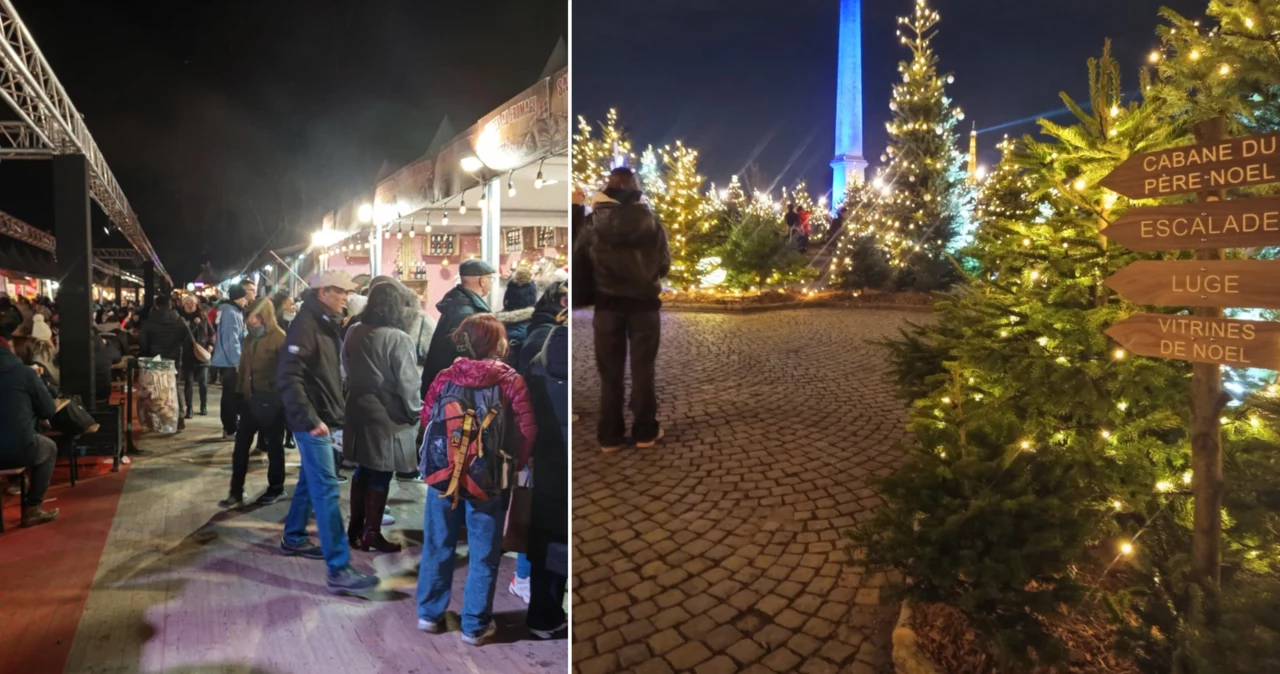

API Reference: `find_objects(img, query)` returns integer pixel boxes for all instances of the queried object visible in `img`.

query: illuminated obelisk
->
[831,0,868,206]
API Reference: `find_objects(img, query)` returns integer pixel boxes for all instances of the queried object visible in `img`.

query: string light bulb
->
[1149,50,1161,63]
[1120,541,1134,555]
[459,196,467,214]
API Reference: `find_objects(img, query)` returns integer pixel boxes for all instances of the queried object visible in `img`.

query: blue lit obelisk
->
[831,0,868,206]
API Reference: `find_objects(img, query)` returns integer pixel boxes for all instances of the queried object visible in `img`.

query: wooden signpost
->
[1103,260,1280,309]
[1105,196,1280,252]
[1098,118,1280,588]
[1099,130,1280,199]
[1105,313,1280,370]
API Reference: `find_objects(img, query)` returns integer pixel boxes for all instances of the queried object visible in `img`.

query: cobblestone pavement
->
[571,308,930,674]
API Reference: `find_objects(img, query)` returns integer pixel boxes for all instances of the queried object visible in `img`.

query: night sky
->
[0,0,565,283]
[574,0,1206,201]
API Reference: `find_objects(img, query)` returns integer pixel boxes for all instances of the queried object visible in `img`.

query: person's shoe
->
[417,617,444,634]
[382,505,396,526]
[509,575,531,603]
[460,621,497,647]
[254,490,287,506]
[199,405,207,416]
[360,488,401,553]
[635,427,665,449]
[217,495,245,509]
[278,538,325,560]
[326,566,378,595]
[220,432,236,441]
[20,505,58,528]
[396,472,424,483]
[335,472,349,485]
[601,445,621,454]
[5,483,21,496]
[184,409,193,420]
[284,437,295,449]
[529,621,567,640]
[177,418,186,431]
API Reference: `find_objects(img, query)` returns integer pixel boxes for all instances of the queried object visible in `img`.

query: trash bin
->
[137,357,179,434]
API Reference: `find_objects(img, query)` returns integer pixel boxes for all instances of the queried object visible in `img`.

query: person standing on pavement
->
[517,281,569,639]
[178,295,213,418]
[341,283,422,553]
[420,259,496,401]
[219,298,288,508]
[784,203,800,243]
[211,282,252,439]
[574,166,670,453]
[272,291,298,450]
[798,205,812,253]
[276,270,378,595]
[416,314,536,646]
[138,294,193,431]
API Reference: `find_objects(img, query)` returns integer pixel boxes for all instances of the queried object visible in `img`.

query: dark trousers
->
[218,367,239,434]
[593,309,661,446]
[527,541,568,631]
[21,435,57,507]
[182,365,208,413]
[228,401,285,499]
[353,465,393,491]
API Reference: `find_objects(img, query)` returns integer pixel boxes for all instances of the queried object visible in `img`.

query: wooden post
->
[1190,117,1228,589]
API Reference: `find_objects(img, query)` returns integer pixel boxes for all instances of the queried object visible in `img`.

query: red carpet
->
[0,458,130,674]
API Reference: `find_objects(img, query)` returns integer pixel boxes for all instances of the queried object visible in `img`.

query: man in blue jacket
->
[0,306,58,527]
[210,280,254,439]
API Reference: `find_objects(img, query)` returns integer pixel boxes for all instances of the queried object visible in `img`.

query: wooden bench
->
[0,467,25,533]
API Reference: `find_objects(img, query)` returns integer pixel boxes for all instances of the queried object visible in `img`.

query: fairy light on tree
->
[647,141,710,288]
[572,108,633,194]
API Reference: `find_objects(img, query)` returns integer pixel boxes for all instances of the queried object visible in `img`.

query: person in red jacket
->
[416,314,536,646]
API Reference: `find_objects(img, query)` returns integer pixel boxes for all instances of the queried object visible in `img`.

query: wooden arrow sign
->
[1106,313,1280,370]
[1104,260,1280,309]
[1099,131,1280,199]
[1107,197,1280,251]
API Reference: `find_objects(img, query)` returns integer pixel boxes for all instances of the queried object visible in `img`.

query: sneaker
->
[529,621,567,640]
[396,473,425,483]
[278,538,325,560]
[382,512,396,526]
[326,566,379,595]
[20,505,58,528]
[635,427,665,449]
[417,617,443,634]
[335,472,349,485]
[509,576,531,603]
[217,496,246,509]
[254,491,287,505]
[5,484,20,496]
[460,621,497,646]
[220,432,236,441]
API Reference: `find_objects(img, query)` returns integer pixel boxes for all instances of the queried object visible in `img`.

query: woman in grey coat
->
[342,283,423,553]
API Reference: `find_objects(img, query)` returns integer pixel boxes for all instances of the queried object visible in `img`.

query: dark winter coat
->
[421,357,537,469]
[277,290,346,433]
[139,307,191,367]
[94,331,123,402]
[342,323,423,473]
[178,308,213,370]
[0,345,56,468]
[420,285,490,398]
[571,204,595,308]
[519,314,568,547]
[577,189,670,311]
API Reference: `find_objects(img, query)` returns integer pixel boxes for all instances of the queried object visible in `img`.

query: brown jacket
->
[237,299,287,396]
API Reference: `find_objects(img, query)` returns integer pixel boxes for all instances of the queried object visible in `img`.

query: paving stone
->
[798,657,839,674]
[571,310,918,674]
[666,641,714,670]
[761,647,803,672]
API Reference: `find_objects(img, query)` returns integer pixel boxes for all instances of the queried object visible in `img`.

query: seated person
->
[0,309,58,527]
[94,329,123,405]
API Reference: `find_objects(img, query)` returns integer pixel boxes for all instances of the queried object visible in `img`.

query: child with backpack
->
[415,314,537,647]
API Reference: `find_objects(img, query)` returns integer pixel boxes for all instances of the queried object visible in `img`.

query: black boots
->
[361,487,401,553]
[347,472,367,548]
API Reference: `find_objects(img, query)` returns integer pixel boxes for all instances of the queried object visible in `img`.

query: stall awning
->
[0,234,55,278]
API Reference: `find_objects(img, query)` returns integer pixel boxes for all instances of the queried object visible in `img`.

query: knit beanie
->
[31,314,52,342]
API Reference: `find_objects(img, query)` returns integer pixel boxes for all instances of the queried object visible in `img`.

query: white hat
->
[31,314,52,342]
[312,270,358,291]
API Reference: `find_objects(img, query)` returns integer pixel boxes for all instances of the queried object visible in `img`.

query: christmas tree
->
[572,108,632,195]
[647,142,711,289]
[846,0,972,289]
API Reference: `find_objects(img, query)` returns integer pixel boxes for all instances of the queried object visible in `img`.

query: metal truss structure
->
[93,247,143,262]
[0,0,170,284]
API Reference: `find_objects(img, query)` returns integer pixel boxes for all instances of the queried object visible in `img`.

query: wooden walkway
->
[57,397,565,674]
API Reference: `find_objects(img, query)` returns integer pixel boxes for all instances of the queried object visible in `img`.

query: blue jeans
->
[416,486,506,637]
[516,553,531,579]
[283,431,351,574]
